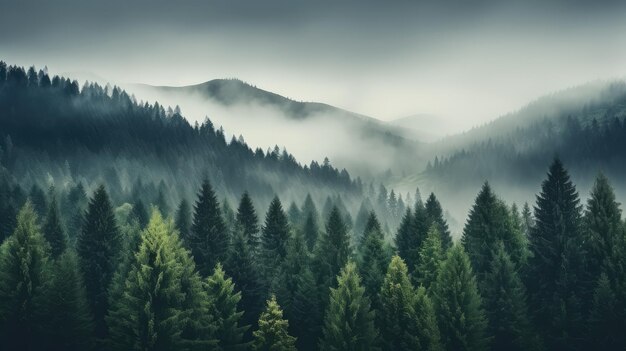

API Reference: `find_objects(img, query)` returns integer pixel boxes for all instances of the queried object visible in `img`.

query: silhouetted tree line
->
[0,158,625,350]
[0,62,360,207]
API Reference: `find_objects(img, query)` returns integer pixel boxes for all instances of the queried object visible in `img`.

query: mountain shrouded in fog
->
[3,0,626,350]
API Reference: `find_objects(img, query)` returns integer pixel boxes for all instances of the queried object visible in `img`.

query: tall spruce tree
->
[302,212,319,251]
[45,250,95,351]
[358,213,390,309]
[189,179,229,276]
[425,193,452,249]
[107,210,217,350]
[395,208,422,275]
[76,185,121,344]
[521,202,533,238]
[313,206,351,299]
[206,263,248,350]
[43,189,67,258]
[462,182,527,282]
[0,203,50,350]
[287,202,301,227]
[175,199,191,240]
[584,173,624,291]
[433,245,489,351]
[289,265,322,351]
[527,159,586,350]
[415,225,445,291]
[260,196,290,281]
[482,243,534,351]
[379,256,442,351]
[236,191,260,250]
[413,286,444,351]
[319,262,379,350]
[253,295,297,351]
[225,226,264,341]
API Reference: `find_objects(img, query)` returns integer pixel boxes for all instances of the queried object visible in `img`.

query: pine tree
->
[379,256,441,351]
[361,211,383,247]
[273,230,309,316]
[45,250,95,351]
[313,207,351,298]
[358,213,390,309]
[206,263,249,350]
[354,199,373,241]
[588,273,625,350]
[63,182,88,243]
[76,185,121,343]
[415,225,445,291]
[413,286,444,351]
[260,196,290,281]
[302,212,319,251]
[175,199,191,240]
[189,179,228,276]
[521,202,533,238]
[320,262,379,350]
[253,295,297,351]
[130,199,148,228]
[462,182,527,281]
[236,191,259,250]
[222,198,236,234]
[433,245,489,351]
[289,266,322,351]
[584,173,624,291]
[395,207,422,275]
[287,202,301,227]
[527,159,585,350]
[225,226,264,341]
[107,210,217,350]
[425,193,452,249]
[482,243,534,351]
[29,184,47,220]
[0,203,50,350]
[43,189,67,258]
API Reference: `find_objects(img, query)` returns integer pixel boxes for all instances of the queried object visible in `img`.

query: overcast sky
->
[2,0,626,131]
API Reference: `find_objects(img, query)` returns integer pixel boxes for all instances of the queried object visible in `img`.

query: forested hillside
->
[0,62,360,210]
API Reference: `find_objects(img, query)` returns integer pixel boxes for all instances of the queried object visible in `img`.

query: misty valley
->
[2,59,626,351]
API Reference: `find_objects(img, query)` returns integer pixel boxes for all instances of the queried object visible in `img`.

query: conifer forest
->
[3,1,626,350]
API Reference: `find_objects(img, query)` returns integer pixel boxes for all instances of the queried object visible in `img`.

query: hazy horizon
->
[3,0,626,134]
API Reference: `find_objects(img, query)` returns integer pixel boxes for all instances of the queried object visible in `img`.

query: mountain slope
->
[0,62,360,208]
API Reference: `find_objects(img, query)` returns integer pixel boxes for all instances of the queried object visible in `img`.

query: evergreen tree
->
[76,185,121,343]
[395,207,423,275]
[225,227,264,341]
[289,266,322,351]
[415,225,445,291]
[425,193,452,249]
[260,196,290,281]
[302,212,319,251]
[43,189,67,258]
[0,203,50,350]
[189,179,228,276]
[130,199,148,228]
[313,207,351,298]
[320,262,379,350]
[413,286,444,351]
[527,159,585,350]
[462,182,527,281]
[588,273,625,350]
[175,199,191,240]
[354,199,373,241]
[433,245,489,351]
[379,256,441,351]
[153,188,170,218]
[236,191,259,250]
[63,182,88,243]
[222,198,236,234]
[482,243,534,351]
[253,295,297,351]
[107,210,217,350]
[358,213,390,309]
[584,173,624,290]
[206,263,248,350]
[287,202,301,227]
[273,230,309,317]
[361,211,383,247]
[45,250,95,351]
[521,202,533,238]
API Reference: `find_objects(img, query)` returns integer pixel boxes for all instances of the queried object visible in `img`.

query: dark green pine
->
[259,196,290,281]
[236,191,260,250]
[424,193,452,249]
[189,179,229,276]
[43,189,68,258]
[76,185,121,344]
